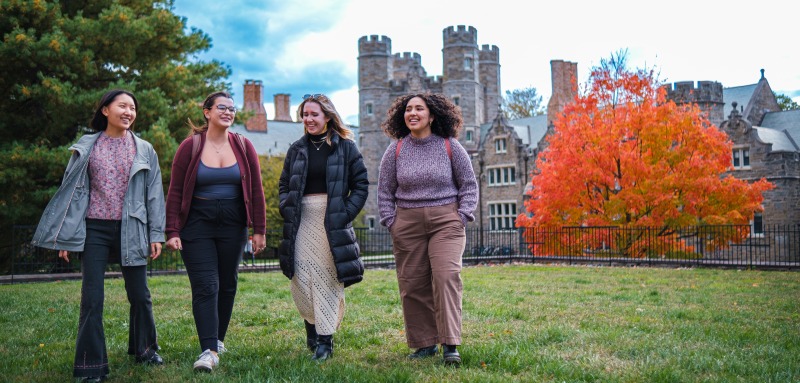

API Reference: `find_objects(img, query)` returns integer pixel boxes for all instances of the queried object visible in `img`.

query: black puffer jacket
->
[278,133,369,287]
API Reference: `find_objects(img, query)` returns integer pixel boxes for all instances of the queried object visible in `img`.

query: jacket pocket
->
[54,187,89,249]
[129,201,149,253]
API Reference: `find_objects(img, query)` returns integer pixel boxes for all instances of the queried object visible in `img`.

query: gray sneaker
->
[193,349,219,372]
[217,340,227,354]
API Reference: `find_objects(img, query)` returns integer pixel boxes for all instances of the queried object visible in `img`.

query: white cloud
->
[175,0,800,117]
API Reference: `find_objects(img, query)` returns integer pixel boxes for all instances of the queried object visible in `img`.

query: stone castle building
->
[235,25,798,231]
[357,25,504,229]
[664,71,800,229]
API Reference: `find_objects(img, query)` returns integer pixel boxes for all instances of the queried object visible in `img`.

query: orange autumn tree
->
[517,65,773,257]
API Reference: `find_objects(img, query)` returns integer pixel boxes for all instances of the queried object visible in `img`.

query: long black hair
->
[90,89,138,131]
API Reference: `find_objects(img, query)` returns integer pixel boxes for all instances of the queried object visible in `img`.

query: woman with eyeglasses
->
[278,93,368,361]
[377,93,478,367]
[165,91,266,372]
[31,89,166,382]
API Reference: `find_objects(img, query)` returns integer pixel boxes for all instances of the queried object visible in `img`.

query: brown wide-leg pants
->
[391,202,465,348]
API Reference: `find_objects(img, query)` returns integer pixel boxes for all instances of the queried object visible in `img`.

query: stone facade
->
[239,28,799,231]
[666,71,800,228]
[473,111,531,230]
[357,25,501,228]
[663,81,725,126]
[718,105,800,226]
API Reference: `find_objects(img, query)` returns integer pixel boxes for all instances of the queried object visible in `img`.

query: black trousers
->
[180,197,247,353]
[74,219,159,378]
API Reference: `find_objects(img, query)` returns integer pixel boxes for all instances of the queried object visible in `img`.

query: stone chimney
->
[546,60,578,126]
[274,93,292,121]
[243,80,267,132]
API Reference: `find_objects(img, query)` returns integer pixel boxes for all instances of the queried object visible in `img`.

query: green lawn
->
[1,264,798,382]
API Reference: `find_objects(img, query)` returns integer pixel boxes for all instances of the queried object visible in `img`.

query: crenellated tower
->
[664,81,724,126]
[358,35,394,224]
[442,25,484,141]
[357,26,500,228]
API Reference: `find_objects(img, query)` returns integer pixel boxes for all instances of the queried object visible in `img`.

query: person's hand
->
[166,237,182,251]
[150,242,163,260]
[252,234,266,253]
[58,250,70,262]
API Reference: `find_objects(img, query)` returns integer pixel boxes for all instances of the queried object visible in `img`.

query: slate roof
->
[230,121,360,156]
[752,126,799,152]
[761,109,800,146]
[478,114,548,147]
[723,84,757,118]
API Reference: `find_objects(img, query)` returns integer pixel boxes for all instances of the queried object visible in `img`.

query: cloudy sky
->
[172,0,799,126]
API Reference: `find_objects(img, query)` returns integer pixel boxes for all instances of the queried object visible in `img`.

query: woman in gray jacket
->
[31,89,166,382]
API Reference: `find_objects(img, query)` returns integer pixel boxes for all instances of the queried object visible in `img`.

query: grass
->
[1,264,798,382]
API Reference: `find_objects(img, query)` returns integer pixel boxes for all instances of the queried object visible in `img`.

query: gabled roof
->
[478,114,548,147]
[509,115,548,147]
[723,84,757,118]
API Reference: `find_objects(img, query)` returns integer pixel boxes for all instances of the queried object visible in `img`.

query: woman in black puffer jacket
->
[278,94,368,361]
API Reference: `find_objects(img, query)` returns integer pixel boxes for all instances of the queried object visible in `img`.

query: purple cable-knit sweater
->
[377,134,478,228]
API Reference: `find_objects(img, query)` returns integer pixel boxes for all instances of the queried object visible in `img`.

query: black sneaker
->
[443,345,461,367]
[135,351,164,365]
[408,345,438,359]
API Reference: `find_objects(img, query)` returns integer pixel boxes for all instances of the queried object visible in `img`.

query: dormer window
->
[495,138,507,153]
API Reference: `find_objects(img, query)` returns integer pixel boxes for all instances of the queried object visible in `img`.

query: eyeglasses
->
[303,94,326,100]
[209,104,237,113]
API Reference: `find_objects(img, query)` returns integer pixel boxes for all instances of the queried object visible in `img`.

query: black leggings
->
[180,197,247,352]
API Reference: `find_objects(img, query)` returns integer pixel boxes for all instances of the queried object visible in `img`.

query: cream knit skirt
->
[291,194,345,335]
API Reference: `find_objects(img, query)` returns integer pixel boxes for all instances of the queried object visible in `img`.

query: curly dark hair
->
[381,93,463,139]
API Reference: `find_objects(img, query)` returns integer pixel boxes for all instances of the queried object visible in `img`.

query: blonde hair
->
[296,94,353,144]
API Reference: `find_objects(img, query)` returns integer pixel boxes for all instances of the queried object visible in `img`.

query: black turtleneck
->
[304,132,331,195]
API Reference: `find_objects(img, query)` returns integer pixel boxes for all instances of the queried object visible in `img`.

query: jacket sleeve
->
[165,138,192,240]
[146,145,166,243]
[244,137,266,235]
[344,141,369,222]
[278,147,293,219]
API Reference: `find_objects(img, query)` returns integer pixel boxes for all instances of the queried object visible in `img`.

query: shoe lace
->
[198,350,218,364]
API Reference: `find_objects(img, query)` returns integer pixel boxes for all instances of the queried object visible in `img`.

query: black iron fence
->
[3,224,798,283]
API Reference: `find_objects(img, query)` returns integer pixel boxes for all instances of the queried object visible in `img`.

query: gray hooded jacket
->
[31,132,166,266]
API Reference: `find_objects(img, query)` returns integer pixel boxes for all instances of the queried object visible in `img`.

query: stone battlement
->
[358,35,392,55]
[393,51,422,64]
[443,25,477,45]
[664,81,723,103]
[479,44,499,62]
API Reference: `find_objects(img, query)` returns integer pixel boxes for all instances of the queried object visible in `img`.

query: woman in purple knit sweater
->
[377,93,478,366]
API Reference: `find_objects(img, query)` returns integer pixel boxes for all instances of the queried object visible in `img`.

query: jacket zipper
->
[51,158,89,249]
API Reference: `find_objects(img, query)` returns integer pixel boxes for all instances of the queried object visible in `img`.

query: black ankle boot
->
[312,335,333,361]
[304,320,317,351]
[443,344,461,366]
